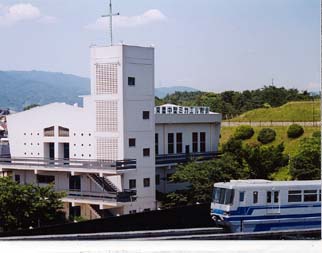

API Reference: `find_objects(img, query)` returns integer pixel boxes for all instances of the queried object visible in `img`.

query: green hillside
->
[220,126,320,180]
[229,101,320,122]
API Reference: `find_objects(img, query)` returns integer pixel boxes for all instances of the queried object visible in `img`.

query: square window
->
[129,138,136,147]
[143,178,150,187]
[129,179,136,189]
[143,148,150,157]
[143,111,150,120]
[128,77,135,86]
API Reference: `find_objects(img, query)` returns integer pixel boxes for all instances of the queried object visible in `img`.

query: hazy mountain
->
[155,86,199,98]
[0,70,199,111]
[0,70,90,111]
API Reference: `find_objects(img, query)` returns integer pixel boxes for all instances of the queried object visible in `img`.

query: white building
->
[0,45,221,220]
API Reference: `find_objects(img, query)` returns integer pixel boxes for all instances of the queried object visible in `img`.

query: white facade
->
[0,45,222,220]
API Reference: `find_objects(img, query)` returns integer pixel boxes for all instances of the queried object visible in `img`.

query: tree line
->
[156,85,317,119]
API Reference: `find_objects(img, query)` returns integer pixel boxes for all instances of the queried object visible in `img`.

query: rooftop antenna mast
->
[102,0,120,46]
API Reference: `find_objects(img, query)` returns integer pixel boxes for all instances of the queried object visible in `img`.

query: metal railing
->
[66,189,136,203]
[156,151,221,165]
[0,157,136,171]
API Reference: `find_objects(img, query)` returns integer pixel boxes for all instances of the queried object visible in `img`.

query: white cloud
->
[85,9,167,30]
[0,3,57,26]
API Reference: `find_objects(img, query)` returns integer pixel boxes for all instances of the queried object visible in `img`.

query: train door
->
[266,190,280,214]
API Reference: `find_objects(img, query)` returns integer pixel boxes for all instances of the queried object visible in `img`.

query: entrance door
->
[266,190,281,214]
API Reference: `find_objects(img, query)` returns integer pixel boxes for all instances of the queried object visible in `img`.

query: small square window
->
[129,138,136,147]
[128,77,135,86]
[129,179,136,189]
[143,111,150,120]
[143,178,150,187]
[143,148,150,157]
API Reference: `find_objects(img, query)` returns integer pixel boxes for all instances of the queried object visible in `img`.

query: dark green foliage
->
[290,137,321,180]
[0,177,66,232]
[287,124,304,138]
[257,128,276,144]
[161,153,245,208]
[234,125,254,140]
[243,143,288,179]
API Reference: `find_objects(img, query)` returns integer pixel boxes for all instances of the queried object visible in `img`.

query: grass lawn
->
[219,125,320,180]
[228,101,320,122]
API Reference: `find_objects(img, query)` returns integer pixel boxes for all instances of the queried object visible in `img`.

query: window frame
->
[129,138,136,147]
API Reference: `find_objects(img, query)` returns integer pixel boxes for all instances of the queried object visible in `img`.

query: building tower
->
[90,44,156,213]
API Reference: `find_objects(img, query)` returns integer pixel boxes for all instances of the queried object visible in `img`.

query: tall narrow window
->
[168,133,174,154]
[253,191,258,204]
[69,176,81,191]
[155,133,159,155]
[274,191,279,203]
[192,132,198,152]
[129,179,136,189]
[155,175,160,185]
[200,132,206,152]
[143,178,150,187]
[267,191,272,203]
[176,133,183,153]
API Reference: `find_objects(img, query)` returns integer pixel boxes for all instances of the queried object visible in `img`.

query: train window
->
[239,192,245,202]
[274,191,279,203]
[304,190,318,202]
[266,191,272,203]
[288,190,302,202]
[213,187,234,205]
[253,191,258,204]
[319,190,321,201]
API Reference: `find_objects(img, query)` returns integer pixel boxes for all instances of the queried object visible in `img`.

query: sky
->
[0,0,320,92]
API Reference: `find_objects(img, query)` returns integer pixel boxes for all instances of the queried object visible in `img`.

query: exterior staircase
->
[88,173,119,192]
[89,204,114,218]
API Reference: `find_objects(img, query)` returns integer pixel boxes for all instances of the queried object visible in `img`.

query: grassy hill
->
[228,101,320,122]
[220,125,320,180]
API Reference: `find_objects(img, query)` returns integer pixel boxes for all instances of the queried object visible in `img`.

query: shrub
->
[234,125,254,140]
[287,124,304,138]
[257,128,276,144]
[312,131,321,138]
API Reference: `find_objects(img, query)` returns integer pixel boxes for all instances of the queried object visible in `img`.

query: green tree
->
[243,143,288,179]
[0,177,66,231]
[290,137,321,180]
[162,153,244,208]
[233,125,254,140]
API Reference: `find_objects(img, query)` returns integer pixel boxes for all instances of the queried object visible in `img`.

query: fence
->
[222,121,321,127]
[0,203,215,237]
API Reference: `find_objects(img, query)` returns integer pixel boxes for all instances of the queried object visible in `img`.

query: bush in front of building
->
[233,125,254,140]
[287,124,304,138]
[257,128,276,144]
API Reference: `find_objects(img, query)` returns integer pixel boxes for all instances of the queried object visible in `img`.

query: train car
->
[210,179,321,232]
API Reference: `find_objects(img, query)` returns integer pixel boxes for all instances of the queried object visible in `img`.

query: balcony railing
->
[0,157,136,171]
[156,151,221,165]
[66,189,136,203]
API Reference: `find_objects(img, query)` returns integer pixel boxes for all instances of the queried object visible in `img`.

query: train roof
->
[214,179,321,189]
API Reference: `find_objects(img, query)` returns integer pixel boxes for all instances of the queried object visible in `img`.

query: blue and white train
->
[210,179,321,232]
